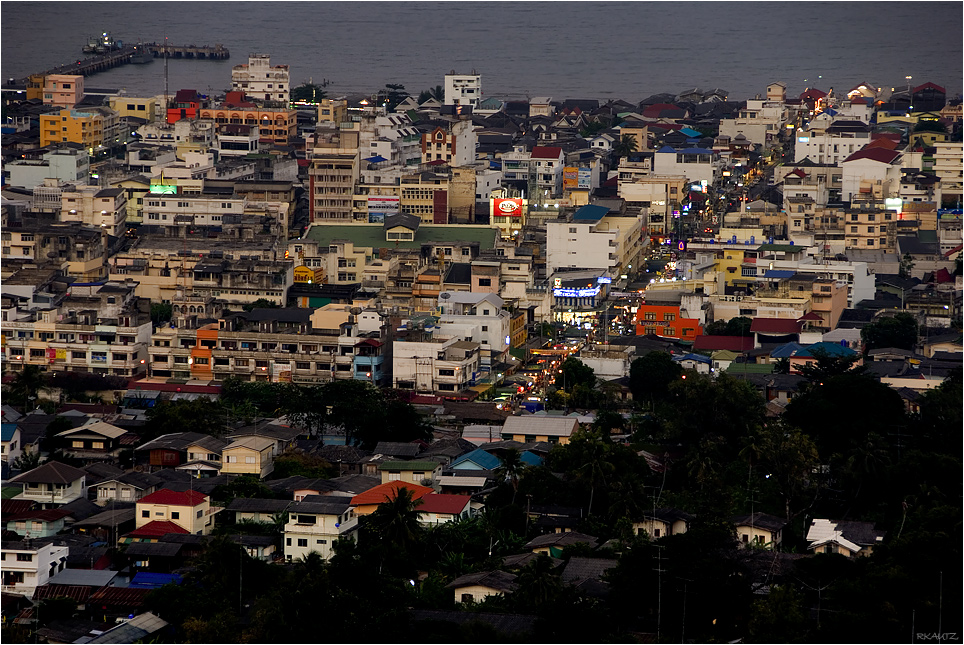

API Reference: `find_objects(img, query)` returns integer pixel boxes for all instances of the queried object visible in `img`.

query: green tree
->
[860,312,919,351]
[628,351,681,404]
[613,133,638,158]
[364,486,424,557]
[417,85,444,103]
[150,302,173,326]
[898,252,916,279]
[271,448,336,479]
[242,298,279,312]
[515,554,563,610]
[4,364,48,410]
[796,348,864,381]
[559,356,596,392]
[494,448,527,504]
[12,450,42,471]
[211,474,274,505]
[291,82,327,103]
[748,584,808,642]
[143,397,225,441]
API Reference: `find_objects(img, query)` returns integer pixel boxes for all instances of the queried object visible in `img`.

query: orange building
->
[198,104,297,144]
[634,303,702,340]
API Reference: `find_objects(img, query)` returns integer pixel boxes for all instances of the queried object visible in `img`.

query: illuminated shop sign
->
[553,287,600,298]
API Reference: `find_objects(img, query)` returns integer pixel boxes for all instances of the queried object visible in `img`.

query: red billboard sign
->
[493,198,524,217]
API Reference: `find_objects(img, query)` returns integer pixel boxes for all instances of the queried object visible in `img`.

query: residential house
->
[501,416,579,445]
[135,432,220,471]
[1,424,22,464]
[8,461,87,508]
[0,540,69,596]
[632,508,695,540]
[283,496,358,561]
[126,489,216,542]
[525,532,599,557]
[806,518,886,557]
[376,461,442,488]
[4,508,71,538]
[349,481,434,516]
[224,498,293,524]
[447,570,518,604]
[54,419,130,463]
[90,471,164,505]
[221,436,276,479]
[416,494,472,526]
[732,512,787,548]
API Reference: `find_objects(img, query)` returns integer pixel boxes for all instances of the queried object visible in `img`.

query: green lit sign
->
[149,184,178,195]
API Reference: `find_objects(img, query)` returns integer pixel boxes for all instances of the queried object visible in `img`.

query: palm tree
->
[613,134,639,158]
[494,449,526,504]
[573,430,615,516]
[516,554,562,609]
[6,364,48,410]
[365,486,424,554]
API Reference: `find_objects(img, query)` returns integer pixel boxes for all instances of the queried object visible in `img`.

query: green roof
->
[725,362,775,375]
[376,461,440,471]
[2,485,22,500]
[757,244,807,252]
[305,224,499,251]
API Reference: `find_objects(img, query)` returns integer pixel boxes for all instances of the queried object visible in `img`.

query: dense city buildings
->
[0,35,961,645]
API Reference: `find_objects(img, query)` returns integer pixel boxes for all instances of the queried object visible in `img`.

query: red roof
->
[750,318,803,334]
[125,378,221,395]
[797,312,823,321]
[872,132,902,143]
[913,82,945,94]
[692,335,754,353]
[530,146,563,159]
[866,138,898,151]
[850,96,869,105]
[2,500,35,515]
[138,488,207,507]
[350,481,434,506]
[5,508,71,522]
[417,493,471,515]
[127,520,189,538]
[789,168,807,178]
[800,88,827,100]
[89,586,150,607]
[843,147,901,164]
[33,585,94,603]
[642,103,680,118]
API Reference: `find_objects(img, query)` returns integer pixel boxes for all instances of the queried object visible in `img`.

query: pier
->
[8,42,229,86]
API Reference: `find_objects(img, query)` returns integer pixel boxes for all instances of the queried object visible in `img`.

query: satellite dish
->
[440,292,451,300]
[349,307,362,316]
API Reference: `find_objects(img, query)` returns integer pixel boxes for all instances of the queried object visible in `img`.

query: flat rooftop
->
[305,224,499,251]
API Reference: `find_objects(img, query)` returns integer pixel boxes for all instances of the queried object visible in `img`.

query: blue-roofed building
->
[129,572,183,589]
[451,448,502,471]
[519,451,543,467]
[2,423,22,464]
[789,341,861,374]
[673,353,712,374]
[770,342,806,359]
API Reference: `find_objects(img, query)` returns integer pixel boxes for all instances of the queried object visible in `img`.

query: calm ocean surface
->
[2,2,962,103]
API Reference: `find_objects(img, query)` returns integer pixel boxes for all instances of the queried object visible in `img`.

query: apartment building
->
[6,145,90,189]
[546,204,644,276]
[653,146,722,185]
[529,146,565,198]
[109,95,156,122]
[132,489,217,538]
[42,74,83,108]
[435,291,511,368]
[618,174,688,238]
[59,184,127,236]
[794,118,872,165]
[420,119,477,168]
[40,108,106,150]
[840,147,902,204]
[392,334,481,395]
[2,279,151,377]
[231,54,290,104]
[718,97,788,147]
[199,104,297,144]
[148,305,387,385]
[307,125,360,223]
[400,172,450,224]
[1,223,108,282]
[443,71,482,109]
[933,141,963,208]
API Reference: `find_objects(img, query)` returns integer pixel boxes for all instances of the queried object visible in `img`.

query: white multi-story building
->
[231,54,290,104]
[392,335,481,395]
[283,498,358,561]
[435,291,510,368]
[794,117,872,165]
[652,146,722,185]
[214,124,261,157]
[444,71,482,109]
[143,190,246,229]
[529,146,565,198]
[6,146,90,189]
[933,141,963,208]
[546,204,644,276]
[840,147,902,203]
[718,98,788,147]
[59,185,127,236]
[1,541,68,596]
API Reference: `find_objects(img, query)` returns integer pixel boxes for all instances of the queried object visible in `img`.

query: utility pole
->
[654,543,666,643]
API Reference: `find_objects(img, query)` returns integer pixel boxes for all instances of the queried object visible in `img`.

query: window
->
[569,227,577,233]
[297,539,308,547]
[142,510,150,518]
[171,512,180,520]
[17,554,32,562]
[316,539,327,545]
[245,456,256,464]
[439,369,455,376]
[481,326,488,332]
[286,538,292,546]
[297,515,316,525]
[477,278,491,287]
[197,510,203,518]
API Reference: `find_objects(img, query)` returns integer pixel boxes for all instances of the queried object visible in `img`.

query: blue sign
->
[596,276,612,284]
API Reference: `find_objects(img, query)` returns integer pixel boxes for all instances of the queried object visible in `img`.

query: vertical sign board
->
[563,167,579,189]
[433,190,448,224]
[577,168,592,189]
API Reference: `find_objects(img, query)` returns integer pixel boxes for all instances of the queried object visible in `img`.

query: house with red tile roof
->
[349,481,434,516]
[841,145,902,203]
[127,489,217,541]
[416,494,472,526]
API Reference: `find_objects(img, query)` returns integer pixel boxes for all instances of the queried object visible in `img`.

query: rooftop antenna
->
[164,36,169,115]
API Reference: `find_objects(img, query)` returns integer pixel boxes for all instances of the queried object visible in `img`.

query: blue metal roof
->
[656,145,677,153]
[129,572,183,589]
[770,342,805,359]
[520,451,543,466]
[572,204,609,221]
[678,147,715,155]
[451,448,501,470]
[674,353,712,364]
[680,127,703,138]
[763,269,796,279]
[1,423,18,442]
[797,341,857,358]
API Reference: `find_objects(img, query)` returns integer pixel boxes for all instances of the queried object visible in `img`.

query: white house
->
[1,540,69,596]
[840,147,903,203]
[652,146,722,185]
[718,98,787,147]
[435,291,510,367]
[392,336,481,395]
[283,497,358,561]
[8,461,87,508]
[444,71,482,109]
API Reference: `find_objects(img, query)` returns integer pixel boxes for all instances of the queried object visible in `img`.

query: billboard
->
[368,196,399,223]
[553,286,600,298]
[578,168,592,189]
[563,167,579,189]
[492,197,524,218]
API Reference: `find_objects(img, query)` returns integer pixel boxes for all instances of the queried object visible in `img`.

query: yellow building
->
[131,489,217,539]
[717,247,748,287]
[109,96,156,122]
[40,109,105,149]
[111,175,152,226]
[221,436,275,478]
[317,98,348,124]
[199,105,297,144]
